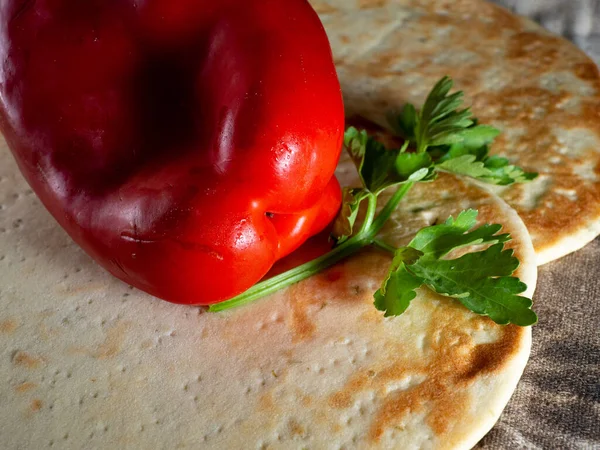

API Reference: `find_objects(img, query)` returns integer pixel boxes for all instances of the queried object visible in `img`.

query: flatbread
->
[0,134,536,449]
[312,0,600,265]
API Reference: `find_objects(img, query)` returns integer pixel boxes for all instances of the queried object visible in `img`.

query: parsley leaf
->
[408,244,536,326]
[389,76,474,153]
[374,247,424,317]
[387,76,537,185]
[344,127,435,194]
[374,210,537,326]
[332,187,370,244]
[395,152,433,180]
[408,209,510,259]
[435,126,538,185]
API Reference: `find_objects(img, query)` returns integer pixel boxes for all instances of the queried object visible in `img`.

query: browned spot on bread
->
[462,324,522,380]
[57,282,105,297]
[359,0,387,9]
[286,269,346,343]
[310,0,338,14]
[367,302,523,441]
[427,388,470,435]
[575,62,600,81]
[30,399,42,412]
[0,319,18,334]
[37,322,61,341]
[506,32,561,70]
[369,382,427,441]
[288,418,306,437]
[67,322,130,359]
[258,392,275,413]
[15,382,37,393]
[360,307,384,324]
[324,292,523,442]
[301,395,313,407]
[12,351,45,369]
[94,322,129,359]
[288,284,317,343]
[329,371,370,409]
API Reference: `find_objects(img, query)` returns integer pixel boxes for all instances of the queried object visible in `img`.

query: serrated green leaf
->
[483,157,539,185]
[374,247,424,317]
[439,125,500,161]
[457,125,501,149]
[344,126,399,193]
[413,76,475,152]
[389,104,417,141]
[395,152,433,179]
[375,210,536,325]
[380,210,539,325]
[332,188,370,244]
[430,122,537,185]
[408,209,510,260]
[344,127,434,194]
[384,76,535,187]
[437,125,500,162]
[407,243,537,326]
[435,154,493,179]
[436,153,538,185]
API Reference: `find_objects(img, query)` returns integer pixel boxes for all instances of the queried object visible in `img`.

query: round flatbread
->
[313,0,600,265]
[0,136,535,449]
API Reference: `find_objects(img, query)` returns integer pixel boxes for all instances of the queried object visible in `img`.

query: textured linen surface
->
[479,2,600,449]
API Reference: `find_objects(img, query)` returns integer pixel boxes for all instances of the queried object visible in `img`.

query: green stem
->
[372,239,397,253]
[209,184,414,313]
[358,192,377,234]
[209,234,368,312]
[368,182,414,238]
[399,140,410,153]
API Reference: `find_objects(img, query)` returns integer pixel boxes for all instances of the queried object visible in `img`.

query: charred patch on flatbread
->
[287,418,307,437]
[309,0,338,15]
[29,399,42,412]
[328,371,371,409]
[11,351,45,369]
[287,283,319,343]
[367,302,523,441]
[574,62,600,82]
[506,32,562,69]
[359,0,387,9]
[15,381,37,393]
[94,321,129,359]
[0,318,18,334]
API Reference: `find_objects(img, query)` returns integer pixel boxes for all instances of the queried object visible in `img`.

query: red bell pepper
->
[0,0,344,304]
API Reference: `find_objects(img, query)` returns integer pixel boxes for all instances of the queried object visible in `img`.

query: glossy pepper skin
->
[0,0,344,304]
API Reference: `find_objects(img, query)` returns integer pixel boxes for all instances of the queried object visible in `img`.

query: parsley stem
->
[209,192,380,312]
[372,239,397,253]
[209,183,413,313]
[367,182,414,238]
[208,233,367,312]
[358,192,378,234]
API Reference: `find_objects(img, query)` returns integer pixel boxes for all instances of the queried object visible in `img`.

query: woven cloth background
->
[477,1,600,449]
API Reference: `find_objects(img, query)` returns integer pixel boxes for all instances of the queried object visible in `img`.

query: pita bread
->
[0,133,535,448]
[313,0,600,265]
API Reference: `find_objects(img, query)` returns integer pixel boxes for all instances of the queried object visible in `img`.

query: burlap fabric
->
[479,3,600,448]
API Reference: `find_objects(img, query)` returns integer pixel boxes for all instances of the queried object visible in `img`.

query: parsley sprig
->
[210,76,538,326]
